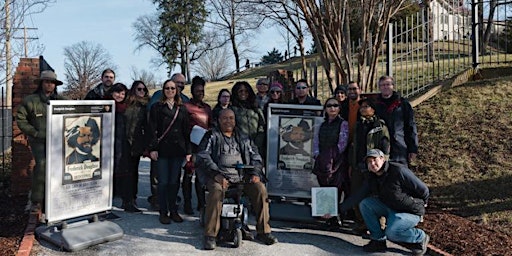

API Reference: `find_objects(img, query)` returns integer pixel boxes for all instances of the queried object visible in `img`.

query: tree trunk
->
[482,0,497,55]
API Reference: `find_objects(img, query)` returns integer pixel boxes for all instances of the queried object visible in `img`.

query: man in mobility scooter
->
[196,109,278,250]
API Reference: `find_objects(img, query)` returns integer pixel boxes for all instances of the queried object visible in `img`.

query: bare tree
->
[62,41,116,99]
[1,0,51,106]
[206,0,266,73]
[192,44,231,81]
[294,0,411,91]
[130,66,159,89]
[259,0,310,79]
[132,14,165,69]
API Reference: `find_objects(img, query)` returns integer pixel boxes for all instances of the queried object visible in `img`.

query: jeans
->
[359,196,425,243]
[157,156,183,214]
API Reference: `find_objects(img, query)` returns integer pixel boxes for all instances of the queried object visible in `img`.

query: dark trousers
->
[30,142,46,206]
[150,160,158,200]
[157,156,183,214]
[182,172,205,209]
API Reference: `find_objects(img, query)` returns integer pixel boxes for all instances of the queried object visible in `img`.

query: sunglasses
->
[326,104,340,108]
[164,86,176,91]
[137,87,148,92]
[296,86,308,90]
[270,90,282,94]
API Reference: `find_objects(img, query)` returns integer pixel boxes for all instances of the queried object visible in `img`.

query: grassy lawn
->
[414,75,512,235]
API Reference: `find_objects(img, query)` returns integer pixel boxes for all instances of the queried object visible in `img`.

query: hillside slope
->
[414,75,512,255]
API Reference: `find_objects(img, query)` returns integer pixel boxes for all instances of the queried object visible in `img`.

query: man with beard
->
[66,118,101,164]
[84,69,116,100]
[279,119,312,156]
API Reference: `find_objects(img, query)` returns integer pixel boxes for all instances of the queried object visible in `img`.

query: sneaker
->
[242,226,254,241]
[159,214,171,224]
[203,236,216,250]
[326,216,342,230]
[410,234,430,256]
[169,211,183,223]
[256,233,278,245]
[363,240,387,252]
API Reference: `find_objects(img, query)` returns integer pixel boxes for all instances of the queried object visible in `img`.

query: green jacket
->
[350,116,390,171]
[17,92,66,143]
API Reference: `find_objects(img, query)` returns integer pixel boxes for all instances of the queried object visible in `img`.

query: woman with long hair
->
[121,80,150,212]
[230,81,266,156]
[148,79,192,224]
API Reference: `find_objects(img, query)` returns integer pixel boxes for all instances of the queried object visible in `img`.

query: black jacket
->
[374,92,418,165]
[148,103,192,157]
[341,161,429,216]
[288,96,321,105]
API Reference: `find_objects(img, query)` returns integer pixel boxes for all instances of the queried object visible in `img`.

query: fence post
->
[471,0,479,68]
[386,23,393,77]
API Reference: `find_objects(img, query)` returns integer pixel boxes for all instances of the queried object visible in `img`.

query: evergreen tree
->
[260,48,283,65]
[153,0,207,78]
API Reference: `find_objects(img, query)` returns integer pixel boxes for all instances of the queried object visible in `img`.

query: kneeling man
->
[359,149,430,255]
[196,109,278,250]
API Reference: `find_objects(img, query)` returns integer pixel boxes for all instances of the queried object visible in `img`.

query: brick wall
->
[11,58,40,195]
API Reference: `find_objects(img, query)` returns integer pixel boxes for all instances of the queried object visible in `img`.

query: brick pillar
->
[11,58,40,195]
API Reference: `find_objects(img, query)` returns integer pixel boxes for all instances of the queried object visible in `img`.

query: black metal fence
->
[0,87,13,183]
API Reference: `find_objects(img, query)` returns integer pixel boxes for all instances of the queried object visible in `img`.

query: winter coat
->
[195,128,264,186]
[368,161,429,216]
[374,92,418,164]
[124,98,150,156]
[17,92,67,144]
[350,115,391,171]
[231,105,266,154]
[148,102,192,157]
[312,116,349,188]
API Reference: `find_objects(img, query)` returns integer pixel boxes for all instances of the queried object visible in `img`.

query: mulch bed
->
[0,194,29,256]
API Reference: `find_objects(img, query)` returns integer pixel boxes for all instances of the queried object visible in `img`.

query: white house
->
[430,0,471,41]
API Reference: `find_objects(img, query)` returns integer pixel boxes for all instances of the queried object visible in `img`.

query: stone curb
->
[16,210,39,256]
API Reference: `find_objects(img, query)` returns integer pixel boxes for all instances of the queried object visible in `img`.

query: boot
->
[184,201,194,215]
[363,240,387,252]
[123,200,142,213]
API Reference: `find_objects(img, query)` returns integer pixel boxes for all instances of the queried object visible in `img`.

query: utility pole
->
[5,0,12,109]
[13,27,39,58]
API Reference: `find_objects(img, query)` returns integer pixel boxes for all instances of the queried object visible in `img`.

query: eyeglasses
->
[270,90,282,94]
[348,87,358,91]
[163,87,176,91]
[137,87,148,92]
[326,104,340,108]
[296,86,308,90]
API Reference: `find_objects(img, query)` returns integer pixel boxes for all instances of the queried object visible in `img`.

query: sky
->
[22,0,296,86]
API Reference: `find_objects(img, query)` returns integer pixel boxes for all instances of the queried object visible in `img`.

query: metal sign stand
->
[35,213,123,251]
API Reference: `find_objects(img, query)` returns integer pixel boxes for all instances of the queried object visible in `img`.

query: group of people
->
[17,68,429,255]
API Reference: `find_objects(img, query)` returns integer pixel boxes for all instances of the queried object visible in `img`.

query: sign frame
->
[265,103,324,199]
[45,100,115,223]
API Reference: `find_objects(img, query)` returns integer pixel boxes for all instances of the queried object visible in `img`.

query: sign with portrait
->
[45,100,115,223]
[266,104,324,199]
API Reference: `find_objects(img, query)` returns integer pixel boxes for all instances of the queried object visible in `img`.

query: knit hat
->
[334,86,347,95]
[269,82,283,92]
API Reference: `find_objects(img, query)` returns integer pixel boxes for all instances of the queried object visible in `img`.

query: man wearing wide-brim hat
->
[17,70,67,214]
